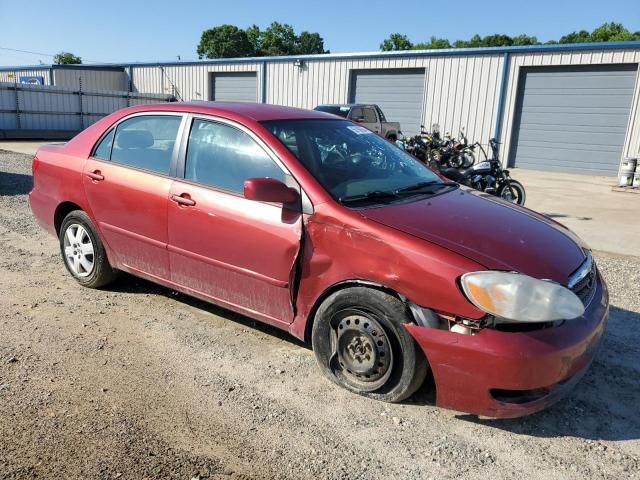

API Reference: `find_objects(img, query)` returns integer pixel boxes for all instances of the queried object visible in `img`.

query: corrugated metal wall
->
[130,55,504,150]
[264,55,504,149]
[3,45,639,171]
[499,48,640,168]
[53,68,127,91]
[132,63,263,101]
[0,82,173,132]
[0,69,51,85]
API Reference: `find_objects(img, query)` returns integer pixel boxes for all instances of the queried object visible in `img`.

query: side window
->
[350,107,364,121]
[376,106,387,122]
[363,107,377,123]
[110,115,181,175]
[185,119,285,193]
[93,128,114,160]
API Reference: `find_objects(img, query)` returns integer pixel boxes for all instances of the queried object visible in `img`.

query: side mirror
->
[353,116,365,123]
[243,178,299,204]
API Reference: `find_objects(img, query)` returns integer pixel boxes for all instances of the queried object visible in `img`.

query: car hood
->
[359,188,587,284]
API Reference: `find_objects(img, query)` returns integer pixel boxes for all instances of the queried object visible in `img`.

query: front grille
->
[568,253,597,306]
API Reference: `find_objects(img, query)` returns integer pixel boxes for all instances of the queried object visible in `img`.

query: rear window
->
[314,105,350,118]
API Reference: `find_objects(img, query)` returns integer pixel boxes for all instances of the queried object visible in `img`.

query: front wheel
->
[312,287,428,402]
[498,179,526,206]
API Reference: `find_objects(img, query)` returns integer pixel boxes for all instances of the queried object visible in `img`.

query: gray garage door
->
[210,72,257,102]
[509,64,638,175]
[349,69,426,136]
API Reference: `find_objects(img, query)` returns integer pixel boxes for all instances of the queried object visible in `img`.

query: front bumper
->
[405,274,609,418]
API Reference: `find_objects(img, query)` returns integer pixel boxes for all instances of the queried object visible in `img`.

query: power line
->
[0,46,107,64]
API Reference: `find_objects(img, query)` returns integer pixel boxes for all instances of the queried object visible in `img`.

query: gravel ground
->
[0,150,639,480]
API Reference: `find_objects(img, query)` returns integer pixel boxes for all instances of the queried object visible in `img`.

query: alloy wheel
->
[63,223,95,277]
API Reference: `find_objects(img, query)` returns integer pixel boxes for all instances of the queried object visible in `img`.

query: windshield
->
[313,106,350,118]
[262,119,449,206]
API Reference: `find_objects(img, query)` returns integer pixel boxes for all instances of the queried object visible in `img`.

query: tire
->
[498,179,526,206]
[311,287,428,403]
[59,210,117,288]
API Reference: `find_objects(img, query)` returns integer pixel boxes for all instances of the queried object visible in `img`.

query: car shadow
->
[108,272,308,348]
[455,305,640,441]
[0,172,32,196]
[105,275,639,441]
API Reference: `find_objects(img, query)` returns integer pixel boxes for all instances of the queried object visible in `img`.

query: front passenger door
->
[167,118,303,325]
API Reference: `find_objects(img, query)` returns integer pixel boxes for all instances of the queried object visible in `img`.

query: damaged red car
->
[29,102,608,418]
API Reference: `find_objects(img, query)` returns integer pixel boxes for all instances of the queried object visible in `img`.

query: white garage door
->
[509,64,638,175]
[349,69,426,136]
[210,72,257,102]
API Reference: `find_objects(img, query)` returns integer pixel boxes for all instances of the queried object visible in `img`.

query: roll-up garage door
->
[210,72,257,102]
[350,69,426,136]
[509,64,637,175]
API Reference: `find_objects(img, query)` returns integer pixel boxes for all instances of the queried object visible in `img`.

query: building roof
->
[1,41,639,71]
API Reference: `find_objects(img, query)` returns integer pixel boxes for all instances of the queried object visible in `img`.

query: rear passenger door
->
[167,117,302,326]
[83,113,185,280]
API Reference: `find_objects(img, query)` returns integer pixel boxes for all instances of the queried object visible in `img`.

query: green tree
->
[380,22,640,52]
[380,33,413,51]
[260,22,298,56]
[589,22,640,42]
[296,31,329,55]
[246,24,262,55]
[558,29,592,44]
[512,34,538,46]
[197,24,254,59]
[414,37,451,50]
[53,52,81,64]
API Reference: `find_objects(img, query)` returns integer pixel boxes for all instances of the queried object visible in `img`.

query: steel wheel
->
[63,223,95,277]
[333,309,393,392]
[312,287,428,402]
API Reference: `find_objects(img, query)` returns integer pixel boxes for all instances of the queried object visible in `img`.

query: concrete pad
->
[0,140,59,156]
[511,168,639,257]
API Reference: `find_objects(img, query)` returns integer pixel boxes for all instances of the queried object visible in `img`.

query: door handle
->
[170,193,196,207]
[86,170,104,181]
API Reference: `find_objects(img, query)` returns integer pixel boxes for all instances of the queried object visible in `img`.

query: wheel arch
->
[54,201,84,235]
[303,279,410,345]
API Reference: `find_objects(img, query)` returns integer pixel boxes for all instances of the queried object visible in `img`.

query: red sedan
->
[29,102,608,418]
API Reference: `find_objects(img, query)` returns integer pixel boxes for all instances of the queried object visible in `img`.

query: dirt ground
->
[0,151,639,480]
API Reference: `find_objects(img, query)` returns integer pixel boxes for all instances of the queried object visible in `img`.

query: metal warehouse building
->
[2,41,640,176]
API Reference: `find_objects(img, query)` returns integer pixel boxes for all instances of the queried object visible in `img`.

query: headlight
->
[460,271,585,323]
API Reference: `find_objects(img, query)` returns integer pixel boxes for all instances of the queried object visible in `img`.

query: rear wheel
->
[498,180,526,206]
[59,210,117,288]
[312,287,428,402]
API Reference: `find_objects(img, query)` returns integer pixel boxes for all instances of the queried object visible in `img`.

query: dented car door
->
[167,117,302,325]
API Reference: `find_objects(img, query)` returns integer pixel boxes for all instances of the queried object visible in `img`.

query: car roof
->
[316,104,374,108]
[121,101,336,122]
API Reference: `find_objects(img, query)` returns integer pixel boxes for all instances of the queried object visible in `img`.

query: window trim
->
[89,111,189,179]
[362,106,378,124]
[177,114,292,192]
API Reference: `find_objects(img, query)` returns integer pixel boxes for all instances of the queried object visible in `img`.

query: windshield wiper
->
[339,181,457,205]
[339,190,400,204]
[394,180,457,193]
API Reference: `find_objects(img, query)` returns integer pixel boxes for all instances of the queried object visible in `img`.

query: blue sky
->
[1,0,639,66]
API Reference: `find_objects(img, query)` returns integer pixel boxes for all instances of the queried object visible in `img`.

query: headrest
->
[117,130,154,149]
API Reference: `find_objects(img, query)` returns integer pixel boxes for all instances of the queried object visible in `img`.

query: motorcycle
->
[439,138,526,206]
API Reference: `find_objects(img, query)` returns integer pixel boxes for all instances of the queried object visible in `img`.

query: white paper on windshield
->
[347,125,373,135]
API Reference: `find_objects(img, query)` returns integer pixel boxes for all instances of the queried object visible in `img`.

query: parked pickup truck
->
[314,104,401,141]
